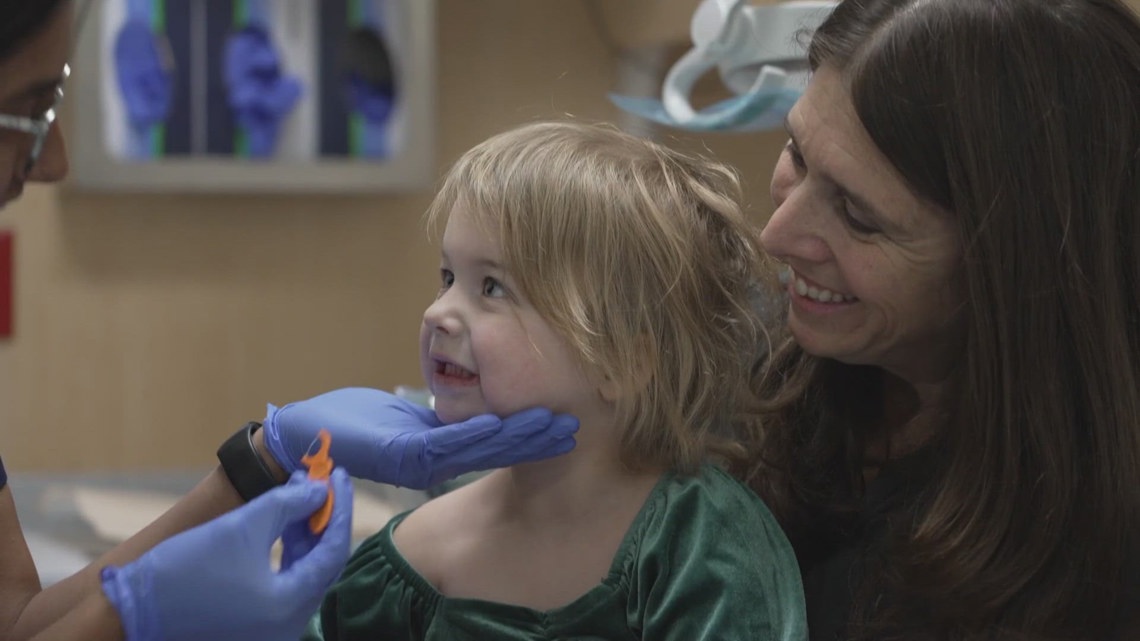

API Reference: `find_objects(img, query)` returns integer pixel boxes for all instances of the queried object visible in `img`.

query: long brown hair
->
[739,0,1140,638]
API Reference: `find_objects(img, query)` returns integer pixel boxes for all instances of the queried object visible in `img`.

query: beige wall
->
[19,0,1125,472]
[0,1,786,472]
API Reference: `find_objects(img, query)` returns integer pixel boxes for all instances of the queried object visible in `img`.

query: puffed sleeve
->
[303,512,437,641]
[627,466,807,641]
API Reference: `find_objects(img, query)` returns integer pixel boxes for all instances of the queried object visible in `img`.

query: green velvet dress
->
[303,465,807,640]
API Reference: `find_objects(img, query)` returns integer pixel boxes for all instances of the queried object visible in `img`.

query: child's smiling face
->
[419,205,604,425]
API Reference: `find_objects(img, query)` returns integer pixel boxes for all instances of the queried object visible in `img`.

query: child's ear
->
[597,375,624,403]
[597,335,655,403]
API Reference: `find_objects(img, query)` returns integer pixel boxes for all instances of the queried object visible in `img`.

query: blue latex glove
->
[101,469,353,641]
[262,387,579,488]
[223,26,303,157]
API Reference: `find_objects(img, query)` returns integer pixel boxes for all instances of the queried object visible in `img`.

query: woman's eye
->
[842,201,880,234]
[439,268,454,288]
[785,141,806,170]
[482,277,505,298]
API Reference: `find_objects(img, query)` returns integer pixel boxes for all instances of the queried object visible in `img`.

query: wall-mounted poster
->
[69,0,435,193]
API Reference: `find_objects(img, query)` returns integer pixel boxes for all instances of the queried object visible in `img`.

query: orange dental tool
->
[300,429,334,534]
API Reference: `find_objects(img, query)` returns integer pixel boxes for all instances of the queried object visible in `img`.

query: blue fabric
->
[0,454,7,489]
[222,25,303,158]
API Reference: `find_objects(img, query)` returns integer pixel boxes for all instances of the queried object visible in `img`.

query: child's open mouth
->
[433,360,479,387]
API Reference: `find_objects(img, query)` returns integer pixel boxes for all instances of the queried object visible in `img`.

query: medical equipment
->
[611,0,837,132]
[301,429,335,534]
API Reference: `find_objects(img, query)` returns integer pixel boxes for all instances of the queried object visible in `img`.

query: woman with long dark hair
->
[736,0,1140,638]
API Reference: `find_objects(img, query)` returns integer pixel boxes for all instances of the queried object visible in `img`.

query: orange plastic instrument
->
[300,429,334,534]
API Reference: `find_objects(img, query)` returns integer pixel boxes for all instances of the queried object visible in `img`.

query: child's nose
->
[422,291,464,335]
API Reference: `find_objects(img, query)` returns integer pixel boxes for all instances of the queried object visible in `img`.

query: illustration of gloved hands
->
[263,387,579,488]
[100,469,353,641]
[223,25,303,157]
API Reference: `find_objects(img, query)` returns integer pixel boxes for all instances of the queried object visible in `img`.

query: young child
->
[303,121,806,640]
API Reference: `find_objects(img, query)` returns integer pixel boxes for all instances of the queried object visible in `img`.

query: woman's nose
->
[760,183,831,265]
[26,124,69,183]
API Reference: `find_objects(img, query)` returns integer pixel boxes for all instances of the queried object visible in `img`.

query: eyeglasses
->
[0,63,69,174]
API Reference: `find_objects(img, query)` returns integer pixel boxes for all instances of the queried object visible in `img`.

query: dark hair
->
[0,0,70,61]
[739,0,1140,639]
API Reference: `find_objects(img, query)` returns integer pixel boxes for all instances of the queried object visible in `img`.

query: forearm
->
[9,466,242,639]
[13,430,288,639]
[27,589,123,641]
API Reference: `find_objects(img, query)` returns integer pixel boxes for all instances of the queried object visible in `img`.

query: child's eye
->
[482,277,506,298]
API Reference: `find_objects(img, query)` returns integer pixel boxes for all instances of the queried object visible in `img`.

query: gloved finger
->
[499,433,578,465]
[421,407,564,459]
[274,468,354,599]
[250,472,330,539]
[280,519,317,572]
[419,413,505,456]
[456,428,578,472]
[262,402,305,473]
[499,408,578,442]
[325,467,354,543]
[394,396,446,427]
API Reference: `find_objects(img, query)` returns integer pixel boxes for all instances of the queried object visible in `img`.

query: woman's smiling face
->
[761,65,965,383]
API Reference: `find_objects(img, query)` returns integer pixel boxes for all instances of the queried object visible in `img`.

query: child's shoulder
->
[390,477,489,587]
[639,464,787,546]
[657,464,772,515]
[623,464,807,640]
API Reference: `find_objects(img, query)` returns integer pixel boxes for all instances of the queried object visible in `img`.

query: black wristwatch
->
[216,421,283,502]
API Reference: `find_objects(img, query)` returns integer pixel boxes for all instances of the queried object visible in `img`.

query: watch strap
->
[217,421,282,502]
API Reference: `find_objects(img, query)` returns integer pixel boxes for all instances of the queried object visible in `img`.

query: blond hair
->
[427,121,767,474]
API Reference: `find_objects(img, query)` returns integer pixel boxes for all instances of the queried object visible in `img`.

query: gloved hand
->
[262,387,579,488]
[100,469,353,641]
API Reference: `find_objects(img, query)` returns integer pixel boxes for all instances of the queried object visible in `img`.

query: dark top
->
[0,454,7,488]
[798,454,1140,640]
[798,457,920,641]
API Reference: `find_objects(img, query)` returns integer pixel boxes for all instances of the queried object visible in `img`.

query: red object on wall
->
[0,230,13,338]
